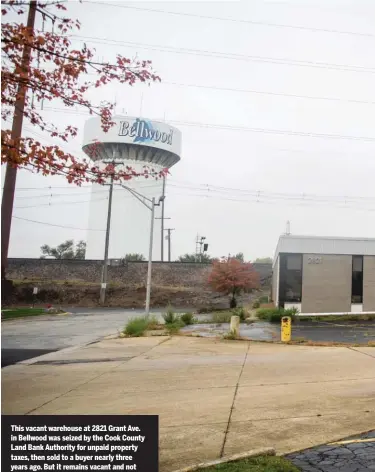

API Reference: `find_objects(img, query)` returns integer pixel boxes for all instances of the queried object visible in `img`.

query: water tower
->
[82,116,182,260]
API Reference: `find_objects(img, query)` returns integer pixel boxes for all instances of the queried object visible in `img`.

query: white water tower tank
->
[82,116,182,260]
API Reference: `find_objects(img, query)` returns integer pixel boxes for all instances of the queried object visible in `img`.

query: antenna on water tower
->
[286,220,291,235]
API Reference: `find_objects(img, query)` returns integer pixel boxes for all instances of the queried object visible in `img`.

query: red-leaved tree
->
[1,0,165,281]
[208,257,260,308]
[1,0,163,184]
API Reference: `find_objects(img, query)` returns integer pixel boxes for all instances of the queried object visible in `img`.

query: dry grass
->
[259,302,275,309]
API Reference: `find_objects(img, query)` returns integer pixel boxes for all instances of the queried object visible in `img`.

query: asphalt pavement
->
[2,308,375,368]
[287,430,375,472]
[1,308,149,367]
[293,320,375,344]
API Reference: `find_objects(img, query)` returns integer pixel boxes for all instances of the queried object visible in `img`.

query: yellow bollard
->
[281,316,291,342]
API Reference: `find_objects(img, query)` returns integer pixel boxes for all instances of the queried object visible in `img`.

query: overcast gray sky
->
[2,0,375,261]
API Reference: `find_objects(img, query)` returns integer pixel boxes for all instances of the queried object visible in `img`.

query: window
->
[352,255,363,304]
[279,254,302,306]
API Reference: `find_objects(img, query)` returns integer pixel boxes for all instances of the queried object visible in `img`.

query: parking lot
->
[2,309,375,367]
[1,308,146,367]
[292,319,375,344]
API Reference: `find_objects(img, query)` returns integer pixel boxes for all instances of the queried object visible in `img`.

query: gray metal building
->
[272,235,375,314]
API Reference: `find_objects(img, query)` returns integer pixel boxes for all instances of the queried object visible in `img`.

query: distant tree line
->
[40,240,86,259]
[39,244,272,264]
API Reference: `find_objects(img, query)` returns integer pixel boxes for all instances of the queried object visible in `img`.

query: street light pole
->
[160,176,166,261]
[119,185,164,316]
[145,197,155,315]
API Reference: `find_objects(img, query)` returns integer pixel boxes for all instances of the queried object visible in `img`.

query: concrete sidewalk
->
[2,337,375,471]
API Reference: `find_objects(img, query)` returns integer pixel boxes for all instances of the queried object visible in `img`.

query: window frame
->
[279,253,303,307]
[351,255,364,304]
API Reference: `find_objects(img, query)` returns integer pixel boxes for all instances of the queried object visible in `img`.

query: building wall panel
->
[363,256,375,311]
[301,254,352,313]
[271,257,279,305]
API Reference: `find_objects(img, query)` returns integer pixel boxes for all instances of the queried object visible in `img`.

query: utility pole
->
[155,176,171,261]
[100,157,120,304]
[100,171,115,304]
[165,228,175,262]
[197,236,206,262]
[1,1,37,281]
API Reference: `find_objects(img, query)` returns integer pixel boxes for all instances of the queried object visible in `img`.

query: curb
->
[171,447,275,472]
[1,334,118,371]
[1,311,71,321]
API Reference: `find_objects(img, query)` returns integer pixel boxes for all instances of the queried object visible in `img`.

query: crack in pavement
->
[219,341,250,458]
[25,337,171,415]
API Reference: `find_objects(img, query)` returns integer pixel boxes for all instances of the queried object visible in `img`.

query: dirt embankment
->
[6,282,267,310]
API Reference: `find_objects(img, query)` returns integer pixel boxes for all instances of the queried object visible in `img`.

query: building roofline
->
[278,234,375,242]
[273,234,375,265]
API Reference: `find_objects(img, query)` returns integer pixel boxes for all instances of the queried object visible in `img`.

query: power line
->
[10,178,375,206]
[14,191,99,200]
[163,190,375,212]
[12,216,105,231]
[28,63,375,106]
[83,1,375,38]
[167,181,375,203]
[11,183,160,199]
[70,34,375,74]
[14,196,107,209]
[169,120,375,142]
[164,81,375,106]
[26,107,375,142]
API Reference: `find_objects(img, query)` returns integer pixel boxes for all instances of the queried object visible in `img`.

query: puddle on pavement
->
[181,322,278,341]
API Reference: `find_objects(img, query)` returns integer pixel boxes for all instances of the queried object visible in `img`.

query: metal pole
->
[160,176,166,261]
[145,197,155,315]
[100,170,115,304]
[1,1,37,280]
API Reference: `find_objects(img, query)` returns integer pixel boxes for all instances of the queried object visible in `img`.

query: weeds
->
[162,305,179,324]
[123,315,166,337]
[180,312,196,325]
[256,307,298,322]
[197,455,299,472]
[232,307,247,321]
[165,320,185,334]
[123,317,150,337]
[210,311,232,323]
[161,305,187,334]
[147,315,164,330]
[209,308,248,324]
[223,331,238,340]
